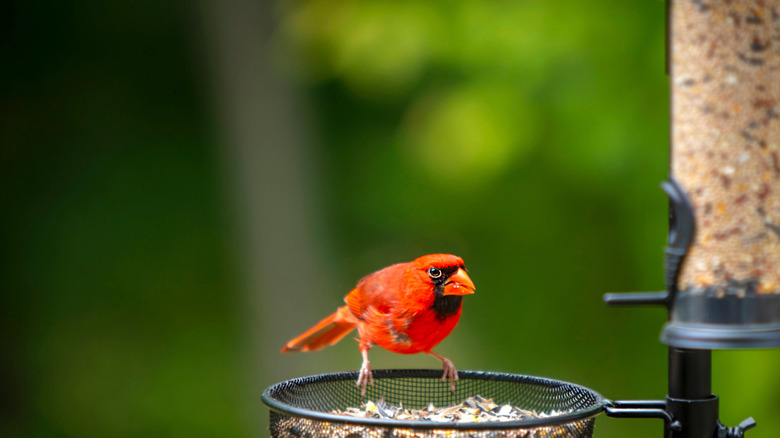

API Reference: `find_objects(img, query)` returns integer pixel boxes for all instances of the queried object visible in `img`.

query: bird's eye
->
[428,267,442,279]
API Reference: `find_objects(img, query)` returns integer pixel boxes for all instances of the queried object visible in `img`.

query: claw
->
[429,351,458,393]
[356,348,374,397]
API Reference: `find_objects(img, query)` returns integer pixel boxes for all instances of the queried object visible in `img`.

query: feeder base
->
[661,288,780,349]
[661,322,780,349]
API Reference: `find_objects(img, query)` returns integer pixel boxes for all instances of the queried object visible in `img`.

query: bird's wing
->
[344,263,405,320]
[344,286,364,320]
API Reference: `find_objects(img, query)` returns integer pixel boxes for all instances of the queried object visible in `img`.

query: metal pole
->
[668,348,710,400]
[666,348,718,438]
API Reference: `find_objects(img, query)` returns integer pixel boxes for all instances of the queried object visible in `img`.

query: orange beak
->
[442,268,476,296]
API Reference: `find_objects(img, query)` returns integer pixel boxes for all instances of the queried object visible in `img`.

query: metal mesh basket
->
[262,369,607,438]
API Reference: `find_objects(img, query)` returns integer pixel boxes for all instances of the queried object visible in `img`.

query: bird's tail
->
[281,306,358,352]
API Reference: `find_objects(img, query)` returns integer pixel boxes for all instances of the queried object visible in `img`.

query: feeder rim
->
[261,369,609,430]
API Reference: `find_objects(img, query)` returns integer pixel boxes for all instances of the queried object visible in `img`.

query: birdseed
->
[332,395,565,423]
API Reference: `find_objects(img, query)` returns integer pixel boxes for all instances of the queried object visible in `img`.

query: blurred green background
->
[3,0,780,437]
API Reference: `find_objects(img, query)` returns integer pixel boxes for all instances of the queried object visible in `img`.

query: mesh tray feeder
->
[262,369,608,438]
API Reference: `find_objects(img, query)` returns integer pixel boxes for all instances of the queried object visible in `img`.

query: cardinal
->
[281,254,475,396]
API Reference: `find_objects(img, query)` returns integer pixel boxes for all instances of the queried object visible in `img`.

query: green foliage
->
[3,0,779,437]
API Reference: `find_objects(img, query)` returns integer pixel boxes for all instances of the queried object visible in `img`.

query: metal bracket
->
[606,400,681,438]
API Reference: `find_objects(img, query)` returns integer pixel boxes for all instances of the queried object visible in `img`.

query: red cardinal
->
[281,254,475,396]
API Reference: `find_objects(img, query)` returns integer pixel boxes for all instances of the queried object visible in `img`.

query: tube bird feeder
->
[662,0,780,349]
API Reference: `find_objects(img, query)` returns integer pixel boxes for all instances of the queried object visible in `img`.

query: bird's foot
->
[356,353,374,397]
[440,357,458,393]
[429,351,458,393]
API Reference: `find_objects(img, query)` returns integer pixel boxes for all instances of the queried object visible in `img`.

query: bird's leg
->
[356,346,374,397]
[428,350,458,393]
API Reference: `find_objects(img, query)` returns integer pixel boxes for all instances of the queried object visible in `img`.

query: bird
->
[281,253,475,396]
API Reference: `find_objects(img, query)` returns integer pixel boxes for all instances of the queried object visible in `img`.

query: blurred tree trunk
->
[201,0,330,434]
